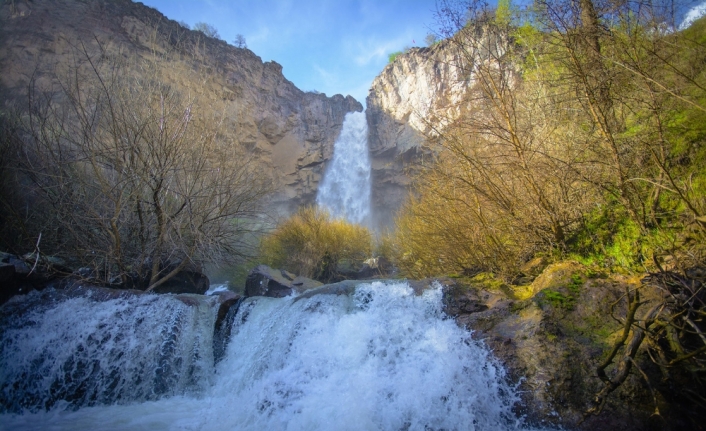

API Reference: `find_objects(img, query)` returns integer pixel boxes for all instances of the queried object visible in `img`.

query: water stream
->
[316,111,372,225]
[0,281,544,431]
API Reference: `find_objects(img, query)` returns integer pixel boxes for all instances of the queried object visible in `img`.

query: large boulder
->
[0,252,70,304]
[148,270,210,295]
[244,265,323,298]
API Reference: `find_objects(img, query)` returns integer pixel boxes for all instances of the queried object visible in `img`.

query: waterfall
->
[316,111,372,225]
[0,282,545,431]
[0,288,217,413]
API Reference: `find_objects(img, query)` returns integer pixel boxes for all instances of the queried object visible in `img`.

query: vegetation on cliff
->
[396,0,706,278]
[389,0,706,423]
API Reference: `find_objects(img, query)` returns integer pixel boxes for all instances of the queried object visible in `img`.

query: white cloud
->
[248,26,271,45]
[314,64,336,87]
[353,34,413,66]
[680,1,706,30]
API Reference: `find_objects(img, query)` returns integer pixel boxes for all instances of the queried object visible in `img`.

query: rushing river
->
[0,281,543,431]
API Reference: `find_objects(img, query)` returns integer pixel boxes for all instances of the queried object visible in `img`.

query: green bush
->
[388,51,403,63]
[259,207,372,283]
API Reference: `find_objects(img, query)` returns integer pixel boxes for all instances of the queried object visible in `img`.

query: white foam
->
[1,282,544,431]
[316,111,372,225]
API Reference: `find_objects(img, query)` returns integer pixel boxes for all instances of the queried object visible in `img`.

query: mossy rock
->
[446,261,682,430]
[530,261,585,297]
[520,256,549,277]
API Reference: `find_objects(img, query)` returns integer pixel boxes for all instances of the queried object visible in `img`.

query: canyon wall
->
[366,40,471,228]
[0,0,361,215]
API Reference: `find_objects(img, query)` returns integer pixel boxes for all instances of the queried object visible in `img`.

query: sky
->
[139,0,706,107]
[139,0,441,105]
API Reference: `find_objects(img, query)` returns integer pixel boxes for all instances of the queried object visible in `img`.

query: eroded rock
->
[244,265,323,298]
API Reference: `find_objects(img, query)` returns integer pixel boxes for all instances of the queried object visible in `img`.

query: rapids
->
[0,281,544,431]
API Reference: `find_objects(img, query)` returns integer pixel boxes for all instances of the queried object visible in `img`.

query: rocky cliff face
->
[366,41,469,227]
[0,0,362,215]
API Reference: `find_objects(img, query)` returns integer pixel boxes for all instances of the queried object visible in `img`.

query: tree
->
[415,0,706,420]
[4,42,272,290]
[259,207,372,283]
[233,34,247,49]
[424,33,438,46]
[193,22,221,40]
[395,0,596,278]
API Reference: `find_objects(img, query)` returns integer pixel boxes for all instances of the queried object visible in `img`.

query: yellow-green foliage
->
[393,2,706,277]
[259,207,372,282]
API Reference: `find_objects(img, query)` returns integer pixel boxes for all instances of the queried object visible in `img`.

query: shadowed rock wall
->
[0,0,362,215]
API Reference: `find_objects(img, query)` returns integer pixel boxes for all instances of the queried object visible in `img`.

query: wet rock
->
[149,270,210,295]
[244,265,323,298]
[0,263,15,282]
[212,291,242,364]
[441,265,698,431]
[0,252,70,304]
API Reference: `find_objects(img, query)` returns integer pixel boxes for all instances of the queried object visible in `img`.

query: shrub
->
[259,207,372,283]
[388,51,403,63]
[193,22,221,40]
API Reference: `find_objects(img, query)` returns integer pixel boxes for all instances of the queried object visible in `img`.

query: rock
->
[355,256,393,279]
[0,262,15,282]
[148,270,210,295]
[366,41,473,228]
[0,263,19,305]
[291,276,323,290]
[212,290,242,364]
[245,265,323,298]
[6,255,31,276]
[442,266,701,431]
[0,252,69,304]
[0,0,362,217]
[213,291,241,328]
[529,260,585,297]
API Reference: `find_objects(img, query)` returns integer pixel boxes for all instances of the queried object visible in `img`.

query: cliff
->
[0,0,362,214]
[366,40,470,227]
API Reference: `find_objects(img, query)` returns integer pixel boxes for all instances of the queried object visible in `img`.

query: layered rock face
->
[366,41,470,227]
[0,0,362,215]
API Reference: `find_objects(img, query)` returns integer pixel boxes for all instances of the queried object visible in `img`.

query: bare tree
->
[233,34,247,49]
[193,22,221,40]
[7,41,272,290]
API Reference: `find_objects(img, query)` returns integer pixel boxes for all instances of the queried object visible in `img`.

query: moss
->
[568,273,583,294]
[510,298,532,312]
[540,288,575,309]
[469,272,506,290]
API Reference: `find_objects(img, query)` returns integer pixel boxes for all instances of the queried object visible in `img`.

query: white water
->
[0,289,217,413]
[316,111,372,225]
[0,282,542,431]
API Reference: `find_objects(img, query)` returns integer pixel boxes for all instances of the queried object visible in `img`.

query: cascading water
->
[0,288,217,413]
[0,282,546,431]
[316,111,372,225]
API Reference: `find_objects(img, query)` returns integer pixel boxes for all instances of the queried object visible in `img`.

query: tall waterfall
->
[0,282,544,431]
[316,111,372,225]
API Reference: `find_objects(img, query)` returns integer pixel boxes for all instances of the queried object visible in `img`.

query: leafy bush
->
[259,207,372,283]
[388,51,403,63]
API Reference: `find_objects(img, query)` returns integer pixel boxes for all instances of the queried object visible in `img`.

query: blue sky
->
[140,0,440,105]
[139,0,706,106]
